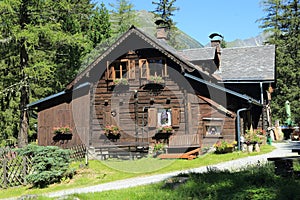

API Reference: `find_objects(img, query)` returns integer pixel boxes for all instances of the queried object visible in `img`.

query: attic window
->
[107,59,134,80]
[115,61,127,79]
[139,57,167,79]
[149,58,166,77]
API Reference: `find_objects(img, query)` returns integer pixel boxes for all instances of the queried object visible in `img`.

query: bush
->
[18,144,74,188]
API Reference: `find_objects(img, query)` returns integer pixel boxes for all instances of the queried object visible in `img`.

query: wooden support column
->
[184,90,189,135]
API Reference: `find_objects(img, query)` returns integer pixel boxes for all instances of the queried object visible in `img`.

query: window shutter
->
[148,108,157,128]
[172,108,180,127]
[106,61,115,80]
[139,59,148,78]
[129,60,135,79]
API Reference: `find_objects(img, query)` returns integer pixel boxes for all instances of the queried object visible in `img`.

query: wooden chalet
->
[28,26,275,158]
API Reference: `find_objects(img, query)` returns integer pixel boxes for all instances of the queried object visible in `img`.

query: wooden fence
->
[0,144,86,188]
[0,148,33,188]
[68,144,86,161]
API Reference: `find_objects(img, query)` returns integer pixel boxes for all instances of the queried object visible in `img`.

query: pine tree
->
[152,0,179,27]
[89,3,111,48]
[109,0,137,35]
[152,0,183,49]
[259,0,300,125]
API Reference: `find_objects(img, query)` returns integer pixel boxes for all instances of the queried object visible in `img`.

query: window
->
[148,108,178,128]
[139,57,167,79]
[107,59,131,80]
[149,59,165,77]
[157,109,171,127]
[203,118,224,137]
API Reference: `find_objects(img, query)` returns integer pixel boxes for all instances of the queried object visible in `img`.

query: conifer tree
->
[0,0,111,146]
[152,0,179,27]
[259,0,300,124]
[109,0,137,35]
[152,0,184,49]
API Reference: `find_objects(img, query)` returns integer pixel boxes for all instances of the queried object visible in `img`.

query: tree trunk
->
[18,44,29,147]
[18,3,29,148]
[18,84,29,147]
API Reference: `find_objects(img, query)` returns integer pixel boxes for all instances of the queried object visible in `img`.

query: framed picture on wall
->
[157,108,171,127]
[203,118,224,137]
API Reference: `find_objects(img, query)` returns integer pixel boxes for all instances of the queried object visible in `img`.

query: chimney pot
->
[209,33,223,47]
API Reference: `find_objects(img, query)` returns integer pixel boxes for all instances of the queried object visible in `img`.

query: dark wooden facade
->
[28,26,274,150]
[88,49,236,148]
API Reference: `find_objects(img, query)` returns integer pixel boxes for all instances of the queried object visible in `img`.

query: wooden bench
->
[95,142,149,160]
[267,156,300,177]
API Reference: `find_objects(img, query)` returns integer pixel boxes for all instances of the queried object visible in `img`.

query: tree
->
[259,0,300,125]
[109,0,137,35]
[0,0,111,147]
[152,0,179,27]
[88,3,111,48]
[152,0,183,49]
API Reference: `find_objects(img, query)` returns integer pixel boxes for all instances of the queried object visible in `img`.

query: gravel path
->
[5,142,300,199]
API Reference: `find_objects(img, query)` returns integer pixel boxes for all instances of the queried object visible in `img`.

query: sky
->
[97,0,265,45]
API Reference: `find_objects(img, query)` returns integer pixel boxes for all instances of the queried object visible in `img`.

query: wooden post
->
[2,158,7,188]
[22,156,27,185]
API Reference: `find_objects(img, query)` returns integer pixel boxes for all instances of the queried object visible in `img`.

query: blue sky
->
[97,0,265,45]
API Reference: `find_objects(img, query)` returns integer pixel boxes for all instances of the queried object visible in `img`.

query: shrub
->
[18,144,74,188]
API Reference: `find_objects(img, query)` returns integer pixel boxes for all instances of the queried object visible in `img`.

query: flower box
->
[53,126,72,135]
[214,140,237,154]
[53,133,73,142]
[104,125,121,142]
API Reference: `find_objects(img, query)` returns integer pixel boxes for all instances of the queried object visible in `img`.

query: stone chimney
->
[209,33,223,69]
[155,19,169,40]
[209,33,223,48]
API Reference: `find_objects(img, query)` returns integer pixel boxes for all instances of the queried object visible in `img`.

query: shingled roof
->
[216,45,275,81]
[179,45,276,82]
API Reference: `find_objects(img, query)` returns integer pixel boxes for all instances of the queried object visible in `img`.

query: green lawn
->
[0,145,275,199]
[65,164,300,200]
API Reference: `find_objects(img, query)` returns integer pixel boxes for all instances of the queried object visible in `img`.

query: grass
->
[66,164,300,200]
[0,145,275,199]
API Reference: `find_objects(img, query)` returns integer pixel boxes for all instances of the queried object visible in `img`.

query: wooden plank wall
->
[38,92,90,148]
[91,53,189,146]
[90,52,236,148]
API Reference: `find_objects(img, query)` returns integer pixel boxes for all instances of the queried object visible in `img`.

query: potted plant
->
[157,125,174,133]
[149,75,164,84]
[153,143,166,158]
[113,78,129,85]
[244,128,265,152]
[213,140,237,154]
[144,75,165,90]
[53,126,72,135]
[111,78,129,92]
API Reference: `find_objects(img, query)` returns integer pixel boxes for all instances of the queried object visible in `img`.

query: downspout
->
[260,82,265,129]
[237,108,249,151]
[260,82,264,104]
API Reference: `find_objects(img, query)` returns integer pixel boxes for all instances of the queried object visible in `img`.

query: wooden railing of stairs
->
[158,134,201,160]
